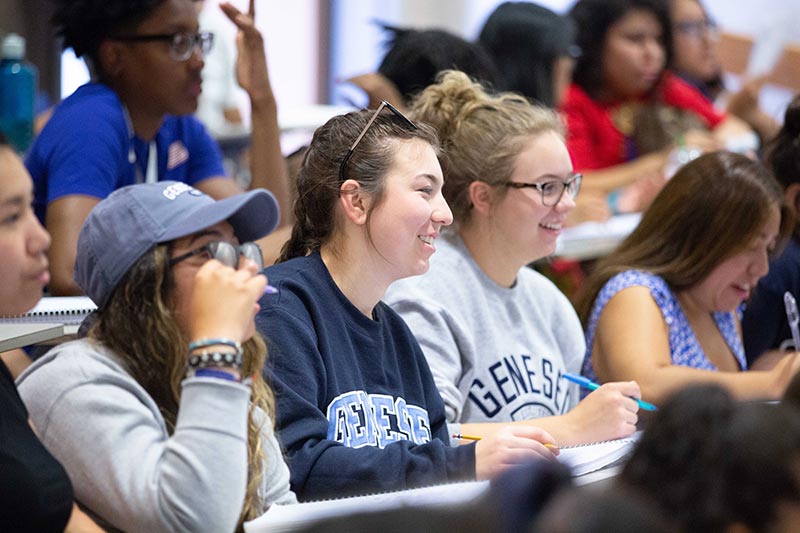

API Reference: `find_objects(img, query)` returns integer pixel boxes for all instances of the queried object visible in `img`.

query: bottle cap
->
[2,33,25,60]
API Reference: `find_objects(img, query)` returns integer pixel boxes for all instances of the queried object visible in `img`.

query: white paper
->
[244,480,490,533]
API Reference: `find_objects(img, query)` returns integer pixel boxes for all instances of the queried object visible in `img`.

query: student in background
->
[28,0,290,296]
[578,151,800,403]
[0,133,102,532]
[477,1,578,109]
[621,384,800,531]
[345,25,498,111]
[742,96,800,366]
[17,181,295,531]
[562,0,751,214]
[256,103,558,502]
[386,71,641,447]
[669,0,779,143]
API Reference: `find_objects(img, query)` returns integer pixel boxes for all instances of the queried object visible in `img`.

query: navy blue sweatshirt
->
[257,253,476,501]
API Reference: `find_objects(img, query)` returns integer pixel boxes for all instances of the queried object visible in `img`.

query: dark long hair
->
[578,151,791,324]
[569,0,673,99]
[478,1,577,107]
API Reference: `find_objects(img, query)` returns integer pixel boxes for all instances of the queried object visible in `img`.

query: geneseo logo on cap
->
[162,182,204,201]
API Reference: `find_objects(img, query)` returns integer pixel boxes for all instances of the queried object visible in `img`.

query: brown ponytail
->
[278,107,439,263]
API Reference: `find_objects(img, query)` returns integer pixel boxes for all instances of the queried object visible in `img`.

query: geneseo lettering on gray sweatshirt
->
[386,232,585,427]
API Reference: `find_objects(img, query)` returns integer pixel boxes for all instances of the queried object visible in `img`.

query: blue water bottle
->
[0,33,38,153]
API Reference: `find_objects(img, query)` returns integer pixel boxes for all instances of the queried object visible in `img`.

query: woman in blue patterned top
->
[577,151,800,403]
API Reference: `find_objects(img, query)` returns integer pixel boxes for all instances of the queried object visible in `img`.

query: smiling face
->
[366,138,453,282]
[670,0,720,82]
[601,8,666,100]
[111,0,204,117]
[0,148,51,315]
[491,131,576,269]
[688,207,781,312]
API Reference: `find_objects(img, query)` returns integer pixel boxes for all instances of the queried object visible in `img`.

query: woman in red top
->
[561,0,752,214]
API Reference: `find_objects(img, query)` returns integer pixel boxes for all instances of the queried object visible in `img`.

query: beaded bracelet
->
[188,338,242,354]
[187,351,243,371]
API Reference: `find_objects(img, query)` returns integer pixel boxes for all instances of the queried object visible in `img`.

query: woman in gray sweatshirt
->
[17,181,296,532]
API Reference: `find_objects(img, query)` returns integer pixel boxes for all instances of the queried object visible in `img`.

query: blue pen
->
[562,372,657,411]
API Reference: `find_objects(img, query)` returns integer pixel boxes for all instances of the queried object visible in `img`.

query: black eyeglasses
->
[169,241,264,270]
[502,173,582,207]
[338,100,417,183]
[110,31,214,62]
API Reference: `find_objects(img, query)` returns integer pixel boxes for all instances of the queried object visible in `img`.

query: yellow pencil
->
[451,433,558,450]
[452,433,482,441]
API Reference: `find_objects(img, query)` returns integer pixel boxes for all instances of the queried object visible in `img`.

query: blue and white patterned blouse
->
[581,270,746,387]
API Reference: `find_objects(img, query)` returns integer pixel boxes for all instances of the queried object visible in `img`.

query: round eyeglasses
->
[110,31,214,62]
[674,20,719,40]
[501,173,582,207]
[169,241,264,271]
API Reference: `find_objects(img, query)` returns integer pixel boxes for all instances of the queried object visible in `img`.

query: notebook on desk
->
[0,296,97,326]
[558,432,641,477]
[244,480,490,533]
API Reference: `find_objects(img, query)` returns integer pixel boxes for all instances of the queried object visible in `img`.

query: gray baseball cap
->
[75,181,280,307]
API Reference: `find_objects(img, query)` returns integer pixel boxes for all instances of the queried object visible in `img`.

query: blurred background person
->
[742,95,800,367]
[562,0,753,216]
[669,0,780,143]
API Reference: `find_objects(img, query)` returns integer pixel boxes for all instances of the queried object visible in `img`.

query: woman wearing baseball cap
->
[17,181,295,532]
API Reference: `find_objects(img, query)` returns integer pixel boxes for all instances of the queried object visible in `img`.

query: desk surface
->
[0,323,65,352]
[555,213,642,261]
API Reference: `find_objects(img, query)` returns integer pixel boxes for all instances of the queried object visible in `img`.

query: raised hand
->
[220,0,273,106]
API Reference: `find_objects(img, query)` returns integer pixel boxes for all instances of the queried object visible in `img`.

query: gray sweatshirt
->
[16,339,296,533]
[386,232,585,427]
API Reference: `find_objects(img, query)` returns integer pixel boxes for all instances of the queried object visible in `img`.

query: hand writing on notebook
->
[561,381,640,445]
[474,425,559,480]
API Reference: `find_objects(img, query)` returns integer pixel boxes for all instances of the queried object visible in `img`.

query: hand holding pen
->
[562,373,657,411]
[472,425,559,481]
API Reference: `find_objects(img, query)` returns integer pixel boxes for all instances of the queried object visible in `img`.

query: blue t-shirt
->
[742,238,800,364]
[582,270,747,388]
[256,252,475,502]
[27,83,226,224]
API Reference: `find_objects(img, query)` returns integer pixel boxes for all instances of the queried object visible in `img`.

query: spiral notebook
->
[244,480,490,533]
[557,432,641,477]
[0,296,97,326]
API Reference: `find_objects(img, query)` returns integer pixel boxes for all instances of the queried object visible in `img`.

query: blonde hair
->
[89,244,274,530]
[408,70,564,224]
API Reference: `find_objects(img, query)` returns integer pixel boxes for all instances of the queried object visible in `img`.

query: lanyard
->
[123,105,158,184]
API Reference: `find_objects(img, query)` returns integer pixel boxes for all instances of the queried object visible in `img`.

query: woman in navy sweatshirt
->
[256,102,558,502]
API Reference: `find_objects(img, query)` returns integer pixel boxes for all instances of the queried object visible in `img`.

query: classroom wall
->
[7,0,799,112]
